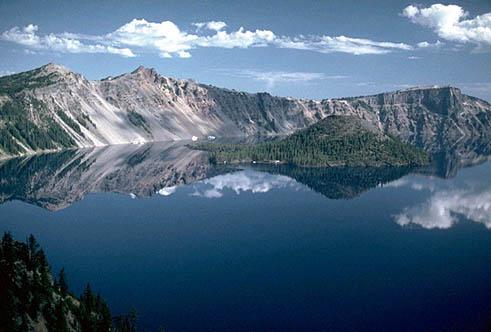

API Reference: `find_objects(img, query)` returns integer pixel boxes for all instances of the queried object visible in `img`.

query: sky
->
[0,0,490,101]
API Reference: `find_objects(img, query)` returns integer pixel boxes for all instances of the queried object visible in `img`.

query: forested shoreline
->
[0,232,137,332]
[193,116,429,167]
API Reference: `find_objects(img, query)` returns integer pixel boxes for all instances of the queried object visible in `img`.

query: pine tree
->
[53,300,69,332]
[57,267,69,297]
[95,294,112,332]
[2,232,15,264]
[114,307,138,332]
[0,234,115,332]
[27,234,39,269]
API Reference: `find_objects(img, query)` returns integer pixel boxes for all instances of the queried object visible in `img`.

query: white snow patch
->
[157,186,177,196]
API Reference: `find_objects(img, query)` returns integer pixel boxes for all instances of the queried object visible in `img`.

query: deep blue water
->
[1,146,491,331]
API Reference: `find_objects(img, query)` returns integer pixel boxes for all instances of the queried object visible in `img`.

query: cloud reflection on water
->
[391,174,491,229]
[191,170,301,198]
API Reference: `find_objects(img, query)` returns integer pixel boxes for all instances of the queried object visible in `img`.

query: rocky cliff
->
[0,63,489,157]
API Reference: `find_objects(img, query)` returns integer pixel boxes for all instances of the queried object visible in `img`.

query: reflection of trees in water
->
[0,132,490,209]
[0,149,83,206]
[255,165,414,199]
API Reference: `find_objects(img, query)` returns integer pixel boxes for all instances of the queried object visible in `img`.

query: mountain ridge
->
[0,63,490,158]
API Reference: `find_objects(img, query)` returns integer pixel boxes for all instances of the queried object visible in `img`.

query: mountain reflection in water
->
[1,140,491,332]
[0,139,490,229]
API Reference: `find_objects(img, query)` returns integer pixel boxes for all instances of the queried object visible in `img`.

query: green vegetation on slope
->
[0,68,58,95]
[127,110,151,134]
[0,67,81,156]
[0,233,112,331]
[0,97,77,156]
[194,116,429,167]
[0,233,138,332]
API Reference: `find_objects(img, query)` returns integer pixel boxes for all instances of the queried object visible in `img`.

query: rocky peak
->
[34,63,88,86]
[126,66,201,94]
[1,63,489,161]
[38,63,71,75]
[131,65,158,78]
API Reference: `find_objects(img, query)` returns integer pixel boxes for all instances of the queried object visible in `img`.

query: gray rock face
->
[0,142,222,211]
[0,63,490,157]
[334,86,491,152]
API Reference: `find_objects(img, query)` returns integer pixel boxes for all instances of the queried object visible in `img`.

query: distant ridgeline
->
[193,116,429,167]
[0,233,137,332]
[0,63,490,160]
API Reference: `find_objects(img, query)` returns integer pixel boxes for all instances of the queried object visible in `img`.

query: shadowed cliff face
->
[0,132,489,210]
[0,64,489,158]
[333,87,491,152]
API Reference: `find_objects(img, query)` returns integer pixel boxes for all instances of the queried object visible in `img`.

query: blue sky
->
[0,0,490,101]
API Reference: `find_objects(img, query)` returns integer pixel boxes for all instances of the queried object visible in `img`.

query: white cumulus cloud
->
[193,21,227,31]
[197,27,276,49]
[402,4,491,46]
[108,19,197,58]
[1,18,416,58]
[2,24,135,57]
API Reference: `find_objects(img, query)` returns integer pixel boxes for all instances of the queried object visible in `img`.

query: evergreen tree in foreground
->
[56,267,69,297]
[0,232,121,331]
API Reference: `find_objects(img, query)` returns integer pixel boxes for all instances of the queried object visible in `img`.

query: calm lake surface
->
[1,142,490,331]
